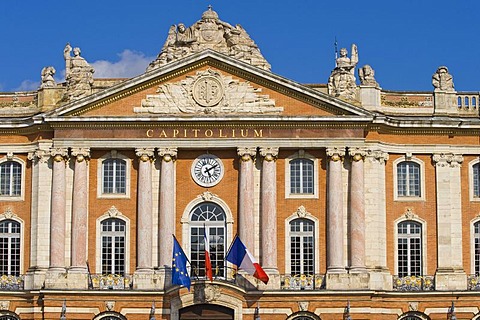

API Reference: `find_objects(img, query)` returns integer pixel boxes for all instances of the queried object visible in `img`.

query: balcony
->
[281,274,325,290]
[89,274,133,290]
[0,275,24,290]
[393,275,434,291]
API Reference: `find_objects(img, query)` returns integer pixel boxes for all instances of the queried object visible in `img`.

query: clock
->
[191,154,224,187]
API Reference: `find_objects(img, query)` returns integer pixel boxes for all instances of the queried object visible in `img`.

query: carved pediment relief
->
[134,69,282,115]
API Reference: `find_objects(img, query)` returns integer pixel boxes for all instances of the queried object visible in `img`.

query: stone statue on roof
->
[40,66,56,88]
[432,66,454,92]
[358,64,378,87]
[147,6,271,71]
[328,43,359,100]
[63,43,95,101]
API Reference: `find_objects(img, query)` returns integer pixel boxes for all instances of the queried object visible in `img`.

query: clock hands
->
[204,164,218,177]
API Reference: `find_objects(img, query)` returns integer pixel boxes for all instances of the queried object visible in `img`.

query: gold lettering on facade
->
[232,129,235,138]
[193,129,200,138]
[173,129,179,138]
[205,129,213,137]
[146,129,153,138]
[241,129,248,137]
[219,129,227,138]
[254,129,263,137]
[159,130,167,138]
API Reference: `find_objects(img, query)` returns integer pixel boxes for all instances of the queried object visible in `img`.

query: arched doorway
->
[179,304,234,320]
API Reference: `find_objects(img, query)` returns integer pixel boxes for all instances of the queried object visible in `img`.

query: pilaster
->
[237,147,257,251]
[433,153,467,290]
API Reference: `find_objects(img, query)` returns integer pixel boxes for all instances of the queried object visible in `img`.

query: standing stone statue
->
[432,66,454,91]
[358,64,378,87]
[40,66,56,88]
[328,44,358,100]
[63,43,95,101]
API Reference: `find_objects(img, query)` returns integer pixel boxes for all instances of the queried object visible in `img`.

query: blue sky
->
[1,1,478,92]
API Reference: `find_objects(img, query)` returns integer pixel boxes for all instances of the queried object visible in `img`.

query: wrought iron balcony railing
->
[281,274,325,290]
[0,274,24,290]
[89,274,133,290]
[467,274,480,290]
[393,275,434,291]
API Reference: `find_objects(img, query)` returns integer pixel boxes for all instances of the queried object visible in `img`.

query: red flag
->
[204,227,213,281]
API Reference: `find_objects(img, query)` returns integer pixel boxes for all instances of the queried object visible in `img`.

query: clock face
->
[191,154,224,187]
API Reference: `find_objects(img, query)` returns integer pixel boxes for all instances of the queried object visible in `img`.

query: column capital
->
[237,147,257,162]
[365,149,389,163]
[326,147,345,162]
[28,149,51,163]
[432,153,463,168]
[259,147,279,162]
[158,147,178,162]
[50,147,69,162]
[71,147,90,163]
[348,147,367,161]
[136,148,155,162]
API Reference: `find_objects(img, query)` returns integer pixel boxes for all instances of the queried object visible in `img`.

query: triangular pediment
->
[44,50,372,121]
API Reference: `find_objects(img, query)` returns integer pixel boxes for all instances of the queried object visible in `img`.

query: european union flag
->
[172,235,191,291]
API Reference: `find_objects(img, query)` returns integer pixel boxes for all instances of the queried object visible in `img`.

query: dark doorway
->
[179,304,234,320]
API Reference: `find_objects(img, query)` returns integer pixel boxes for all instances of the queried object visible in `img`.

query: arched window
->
[465,96,470,107]
[473,163,480,198]
[474,221,480,275]
[102,158,126,194]
[458,96,462,107]
[190,202,226,278]
[286,311,321,320]
[397,221,422,277]
[289,218,314,276]
[0,161,21,197]
[101,218,126,275]
[0,313,20,320]
[396,161,421,197]
[0,220,21,276]
[290,158,314,195]
[472,97,477,108]
[398,311,429,320]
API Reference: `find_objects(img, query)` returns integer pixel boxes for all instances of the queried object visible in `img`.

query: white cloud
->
[90,50,155,78]
[15,80,40,91]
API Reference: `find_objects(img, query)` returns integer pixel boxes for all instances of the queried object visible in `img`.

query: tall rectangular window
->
[101,218,126,275]
[397,221,422,277]
[0,220,21,276]
[290,219,314,276]
[290,159,314,195]
[102,159,126,194]
[475,222,480,275]
[0,161,21,197]
[397,161,421,197]
[474,163,480,198]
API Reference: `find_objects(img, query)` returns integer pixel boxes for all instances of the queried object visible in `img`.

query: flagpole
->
[225,233,239,259]
[172,234,192,265]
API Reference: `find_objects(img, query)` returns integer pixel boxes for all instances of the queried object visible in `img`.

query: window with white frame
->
[289,218,314,276]
[474,221,480,275]
[285,151,318,199]
[397,221,422,277]
[0,220,21,276]
[102,158,126,194]
[101,218,126,275]
[473,163,480,198]
[190,202,226,279]
[0,161,21,197]
[396,160,421,198]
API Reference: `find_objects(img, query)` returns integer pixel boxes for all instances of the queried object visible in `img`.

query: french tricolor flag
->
[204,227,213,281]
[225,235,269,284]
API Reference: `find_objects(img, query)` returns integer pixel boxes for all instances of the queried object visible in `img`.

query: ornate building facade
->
[0,7,479,320]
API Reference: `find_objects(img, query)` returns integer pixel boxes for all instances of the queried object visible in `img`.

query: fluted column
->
[49,148,69,272]
[237,147,257,251]
[136,148,155,272]
[348,147,367,273]
[70,148,90,273]
[158,147,177,269]
[259,147,279,272]
[326,147,346,273]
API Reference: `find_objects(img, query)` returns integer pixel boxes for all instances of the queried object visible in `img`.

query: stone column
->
[69,148,90,274]
[364,150,391,290]
[326,147,346,274]
[348,147,366,273]
[433,153,466,290]
[48,148,69,272]
[135,148,155,273]
[25,146,52,290]
[237,147,257,251]
[158,148,177,269]
[259,147,279,288]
